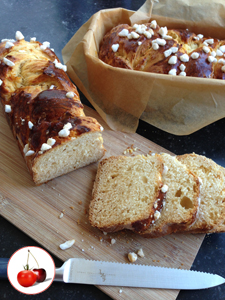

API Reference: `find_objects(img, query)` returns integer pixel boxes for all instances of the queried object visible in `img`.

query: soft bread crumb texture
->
[213,167,225,232]
[89,152,225,236]
[33,133,104,184]
[89,155,163,231]
[177,153,225,232]
[142,153,200,237]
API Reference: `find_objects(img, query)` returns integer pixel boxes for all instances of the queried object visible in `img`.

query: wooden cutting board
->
[0,105,205,300]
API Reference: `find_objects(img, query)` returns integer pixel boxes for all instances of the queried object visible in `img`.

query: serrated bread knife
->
[1,257,225,289]
[53,258,225,289]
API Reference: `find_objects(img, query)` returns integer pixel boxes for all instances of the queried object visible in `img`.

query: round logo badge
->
[7,246,55,295]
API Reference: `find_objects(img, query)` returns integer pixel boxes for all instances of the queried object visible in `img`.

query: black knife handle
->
[0,258,9,280]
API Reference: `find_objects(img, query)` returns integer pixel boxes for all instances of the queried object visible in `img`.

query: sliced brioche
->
[177,153,225,233]
[89,154,164,233]
[141,153,200,238]
[212,166,225,232]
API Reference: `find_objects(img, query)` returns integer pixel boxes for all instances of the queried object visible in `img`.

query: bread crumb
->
[58,212,64,219]
[78,201,82,205]
[123,144,138,155]
[137,248,145,258]
[103,232,107,235]
[111,238,116,245]
[76,219,81,225]
[119,289,123,294]
[99,237,103,242]
[70,206,74,210]
[128,252,137,263]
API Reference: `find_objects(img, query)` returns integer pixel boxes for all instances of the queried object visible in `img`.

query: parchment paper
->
[62,0,225,135]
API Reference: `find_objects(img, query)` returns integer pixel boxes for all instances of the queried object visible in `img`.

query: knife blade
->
[54,258,225,290]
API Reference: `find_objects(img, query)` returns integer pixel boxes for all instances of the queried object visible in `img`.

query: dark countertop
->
[0,0,225,299]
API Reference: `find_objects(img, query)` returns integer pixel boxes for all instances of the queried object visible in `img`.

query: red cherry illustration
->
[32,268,46,282]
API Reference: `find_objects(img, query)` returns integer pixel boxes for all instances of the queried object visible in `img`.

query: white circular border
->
[7,246,55,295]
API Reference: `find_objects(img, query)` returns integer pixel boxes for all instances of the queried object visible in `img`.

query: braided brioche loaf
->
[99,21,225,78]
[0,32,105,185]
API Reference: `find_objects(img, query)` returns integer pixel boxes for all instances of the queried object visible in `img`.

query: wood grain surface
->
[0,105,205,300]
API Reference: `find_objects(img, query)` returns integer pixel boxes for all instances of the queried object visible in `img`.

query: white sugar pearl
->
[161,184,168,193]
[5,41,14,49]
[216,49,223,56]
[168,69,177,75]
[204,39,214,45]
[203,46,210,53]
[179,64,186,71]
[191,52,200,59]
[47,138,56,146]
[118,29,129,37]
[25,150,35,156]
[164,49,172,58]
[219,45,225,53]
[5,104,11,113]
[59,239,75,250]
[179,54,189,62]
[58,128,70,137]
[66,91,75,98]
[150,20,157,29]
[15,31,24,40]
[112,44,119,52]
[63,122,72,130]
[41,143,52,152]
[152,43,159,50]
[3,57,15,67]
[168,56,177,65]
[28,121,34,129]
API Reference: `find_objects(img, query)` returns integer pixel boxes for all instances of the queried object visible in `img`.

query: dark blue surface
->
[0,0,225,299]
[0,258,9,280]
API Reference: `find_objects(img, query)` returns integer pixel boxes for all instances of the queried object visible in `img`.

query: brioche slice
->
[89,154,165,233]
[141,153,200,238]
[177,153,225,233]
[212,166,225,233]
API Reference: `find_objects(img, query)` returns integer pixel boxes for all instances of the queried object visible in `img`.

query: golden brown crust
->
[0,37,104,184]
[99,23,225,79]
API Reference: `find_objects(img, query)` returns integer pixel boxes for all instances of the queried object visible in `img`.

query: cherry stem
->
[27,251,29,266]
[28,250,39,268]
